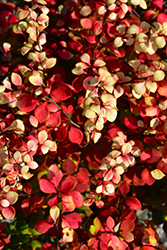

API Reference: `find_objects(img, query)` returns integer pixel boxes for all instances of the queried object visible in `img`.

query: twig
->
[44,96,80,128]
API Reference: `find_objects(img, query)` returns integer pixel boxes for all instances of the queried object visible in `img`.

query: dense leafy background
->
[1,0,167,249]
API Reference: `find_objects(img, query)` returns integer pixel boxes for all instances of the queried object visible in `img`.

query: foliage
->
[0,0,167,249]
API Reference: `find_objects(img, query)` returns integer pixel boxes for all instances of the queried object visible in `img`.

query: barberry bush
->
[1,0,167,249]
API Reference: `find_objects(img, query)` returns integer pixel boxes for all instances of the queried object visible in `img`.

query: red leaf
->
[0,234,10,250]
[141,148,162,164]
[35,220,53,234]
[46,111,61,127]
[55,125,68,141]
[62,159,77,175]
[120,219,135,232]
[0,223,5,232]
[105,56,121,72]
[34,102,50,123]
[157,13,167,24]
[48,164,62,189]
[72,76,84,93]
[120,182,130,195]
[60,176,77,193]
[68,126,83,144]
[126,197,142,210]
[151,0,163,10]
[8,14,19,23]
[0,10,12,18]
[17,94,38,112]
[39,179,56,194]
[143,10,155,20]
[62,212,82,229]
[51,83,72,102]
[2,206,15,220]
[41,243,56,250]
[56,48,72,60]
[124,117,139,129]
[141,168,155,186]
[47,195,58,207]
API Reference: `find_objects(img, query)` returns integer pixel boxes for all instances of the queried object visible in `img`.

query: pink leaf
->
[34,102,50,123]
[39,179,56,194]
[120,219,135,232]
[62,213,82,229]
[11,73,22,86]
[70,191,83,208]
[35,220,53,234]
[106,216,115,231]
[126,197,142,210]
[2,206,16,220]
[68,126,83,144]
[80,18,92,29]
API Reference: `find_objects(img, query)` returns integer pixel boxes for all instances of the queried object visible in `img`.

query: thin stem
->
[44,96,80,128]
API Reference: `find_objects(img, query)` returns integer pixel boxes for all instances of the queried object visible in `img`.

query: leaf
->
[120,219,135,232]
[50,206,60,223]
[80,18,92,29]
[2,206,16,220]
[151,169,165,180]
[6,192,18,205]
[11,73,22,86]
[124,117,139,129]
[68,126,83,144]
[29,75,43,86]
[106,216,115,231]
[122,143,132,155]
[80,6,92,16]
[17,94,38,112]
[89,217,101,235]
[34,102,50,123]
[62,159,77,175]
[39,179,56,194]
[80,53,90,65]
[62,213,82,229]
[61,194,75,212]
[60,176,77,193]
[45,58,57,69]
[48,164,62,189]
[141,168,155,185]
[154,70,165,81]
[29,115,38,127]
[141,148,162,163]
[4,119,25,133]
[38,130,48,144]
[35,220,53,234]
[51,83,72,102]
[126,197,142,210]
[70,191,83,208]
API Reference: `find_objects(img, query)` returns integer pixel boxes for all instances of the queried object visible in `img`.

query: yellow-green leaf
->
[151,169,165,180]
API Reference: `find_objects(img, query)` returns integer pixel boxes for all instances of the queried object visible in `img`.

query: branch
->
[44,96,80,128]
